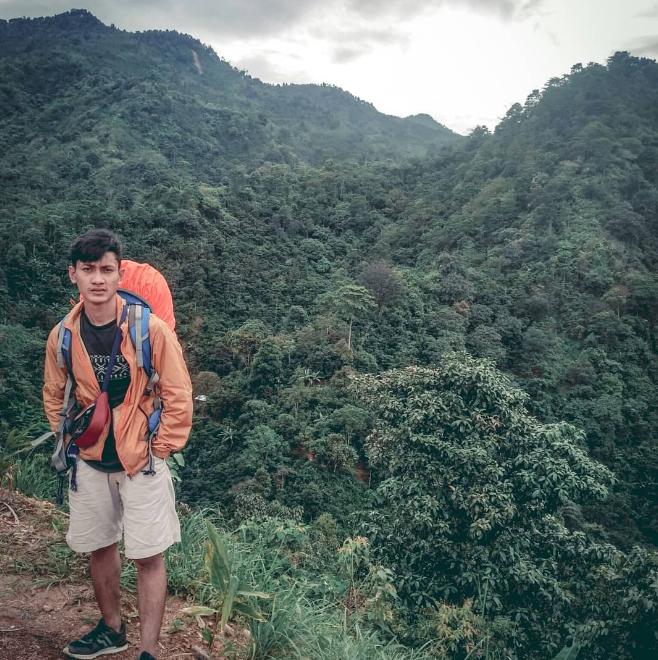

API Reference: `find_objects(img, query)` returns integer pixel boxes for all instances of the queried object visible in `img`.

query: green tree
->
[241,424,287,472]
[223,319,269,368]
[314,283,376,351]
[352,353,615,657]
[249,338,283,394]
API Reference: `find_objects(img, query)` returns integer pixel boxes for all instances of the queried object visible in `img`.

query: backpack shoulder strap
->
[49,370,77,483]
[56,322,65,367]
[127,302,153,377]
[124,300,161,476]
[56,317,74,381]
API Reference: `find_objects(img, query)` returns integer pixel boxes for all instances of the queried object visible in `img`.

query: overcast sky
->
[2,1,657,133]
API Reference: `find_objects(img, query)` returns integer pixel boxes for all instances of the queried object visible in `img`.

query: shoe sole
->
[62,643,129,659]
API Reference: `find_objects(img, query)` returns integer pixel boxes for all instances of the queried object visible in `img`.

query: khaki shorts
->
[66,456,181,560]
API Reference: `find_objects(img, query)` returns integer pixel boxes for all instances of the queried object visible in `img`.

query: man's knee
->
[91,542,119,559]
[134,552,164,571]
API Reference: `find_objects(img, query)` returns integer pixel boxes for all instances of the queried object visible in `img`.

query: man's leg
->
[134,553,167,657]
[90,542,122,632]
[64,463,126,657]
[121,457,181,657]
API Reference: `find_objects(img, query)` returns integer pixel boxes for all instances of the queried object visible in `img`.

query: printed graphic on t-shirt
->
[89,354,130,410]
[89,354,130,382]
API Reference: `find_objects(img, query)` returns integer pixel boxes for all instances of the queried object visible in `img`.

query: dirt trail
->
[0,574,203,659]
[0,489,244,659]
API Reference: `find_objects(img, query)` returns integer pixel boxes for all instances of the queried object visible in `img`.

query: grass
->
[194,519,431,660]
[166,507,220,601]
[12,451,60,502]
[147,510,431,659]
[5,463,430,659]
[247,586,431,659]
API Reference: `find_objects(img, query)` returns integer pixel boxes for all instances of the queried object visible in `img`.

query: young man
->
[43,229,193,660]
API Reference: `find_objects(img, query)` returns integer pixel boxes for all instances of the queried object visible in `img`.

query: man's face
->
[68,252,122,307]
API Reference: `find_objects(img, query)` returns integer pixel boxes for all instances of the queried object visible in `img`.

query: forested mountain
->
[0,8,456,175]
[1,10,658,659]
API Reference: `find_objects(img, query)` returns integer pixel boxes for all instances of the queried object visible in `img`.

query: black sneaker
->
[138,653,156,660]
[63,618,128,659]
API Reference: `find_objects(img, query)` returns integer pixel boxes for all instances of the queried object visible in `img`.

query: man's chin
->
[84,292,113,304]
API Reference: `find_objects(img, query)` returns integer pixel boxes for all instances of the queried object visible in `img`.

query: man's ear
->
[68,264,77,284]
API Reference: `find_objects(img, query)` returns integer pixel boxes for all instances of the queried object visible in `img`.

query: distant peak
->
[404,113,439,126]
[3,8,106,29]
[403,113,456,136]
[54,8,104,25]
[65,8,96,18]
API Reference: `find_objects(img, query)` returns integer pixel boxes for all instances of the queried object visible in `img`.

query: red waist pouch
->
[72,391,111,449]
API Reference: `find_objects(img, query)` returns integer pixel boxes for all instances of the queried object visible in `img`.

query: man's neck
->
[82,300,117,326]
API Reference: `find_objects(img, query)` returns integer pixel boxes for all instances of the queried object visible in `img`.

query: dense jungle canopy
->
[1,9,657,659]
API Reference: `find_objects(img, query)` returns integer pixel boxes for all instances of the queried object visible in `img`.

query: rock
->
[191,644,211,660]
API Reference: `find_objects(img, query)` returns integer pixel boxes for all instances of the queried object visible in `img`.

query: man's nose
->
[91,269,104,282]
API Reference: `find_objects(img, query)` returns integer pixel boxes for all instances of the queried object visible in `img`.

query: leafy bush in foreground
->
[352,353,657,658]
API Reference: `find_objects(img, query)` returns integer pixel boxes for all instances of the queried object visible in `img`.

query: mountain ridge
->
[0,8,459,170]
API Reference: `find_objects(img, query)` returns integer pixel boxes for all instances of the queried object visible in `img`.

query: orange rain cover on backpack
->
[120,260,176,331]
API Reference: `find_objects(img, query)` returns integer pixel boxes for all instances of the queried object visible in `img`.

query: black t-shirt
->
[79,310,131,472]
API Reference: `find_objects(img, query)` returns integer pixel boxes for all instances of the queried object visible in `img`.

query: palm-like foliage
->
[181,521,270,653]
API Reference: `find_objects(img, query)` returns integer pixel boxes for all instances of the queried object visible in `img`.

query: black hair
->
[69,229,123,265]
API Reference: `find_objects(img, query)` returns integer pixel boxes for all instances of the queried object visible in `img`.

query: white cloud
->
[346,0,544,20]
[0,0,545,37]
[233,51,311,83]
[636,3,658,18]
[626,35,658,58]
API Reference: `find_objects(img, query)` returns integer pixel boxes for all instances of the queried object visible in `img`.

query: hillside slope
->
[374,51,658,543]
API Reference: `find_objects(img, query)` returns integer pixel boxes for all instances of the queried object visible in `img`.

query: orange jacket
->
[43,296,193,476]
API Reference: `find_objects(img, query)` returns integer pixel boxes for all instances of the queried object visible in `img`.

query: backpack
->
[119,259,176,332]
[35,261,174,501]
